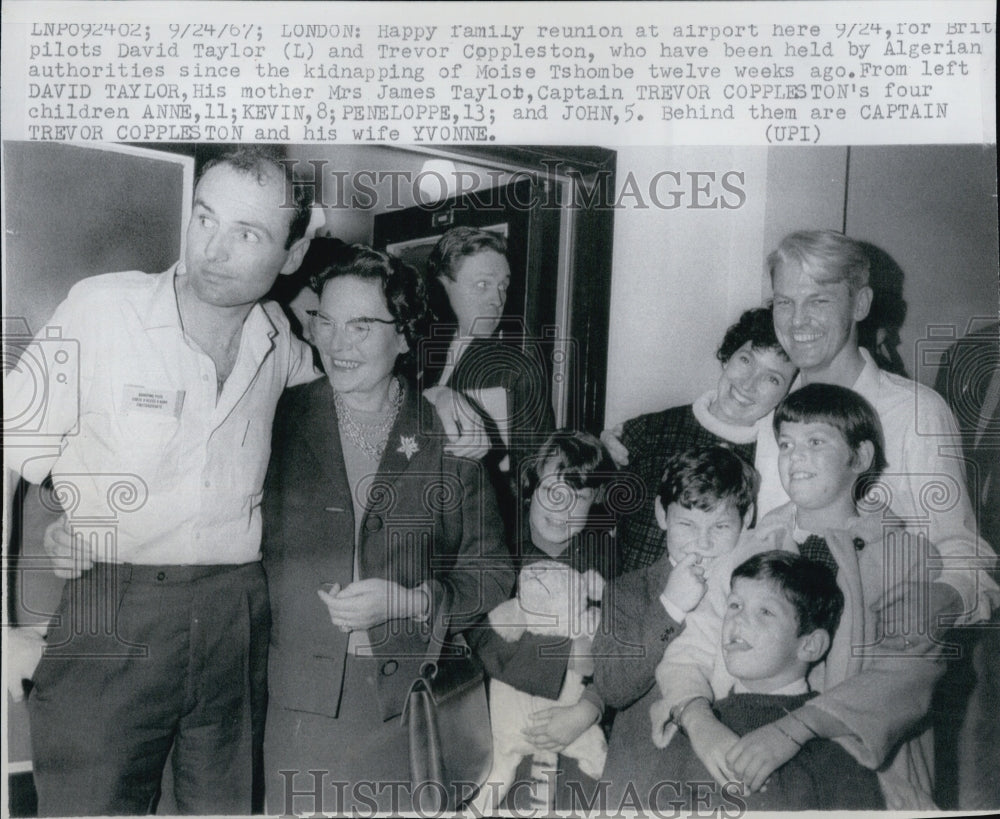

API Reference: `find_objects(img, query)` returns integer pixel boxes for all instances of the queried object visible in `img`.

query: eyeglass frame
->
[306,309,399,345]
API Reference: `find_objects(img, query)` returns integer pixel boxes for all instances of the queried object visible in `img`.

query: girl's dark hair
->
[773,383,887,502]
[521,429,616,499]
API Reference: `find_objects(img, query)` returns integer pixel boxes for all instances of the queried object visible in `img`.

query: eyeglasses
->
[306,310,397,345]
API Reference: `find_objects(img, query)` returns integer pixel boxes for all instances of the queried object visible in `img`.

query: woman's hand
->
[423,386,489,459]
[725,722,802,792]
[317,579,427,632]
[663,698,740,786]
[523,701,600,751]
[600,424,630,467]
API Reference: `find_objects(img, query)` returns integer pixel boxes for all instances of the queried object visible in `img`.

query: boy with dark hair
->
[654,383,949,809]
[590,446,759,809]
[649,550,883,810]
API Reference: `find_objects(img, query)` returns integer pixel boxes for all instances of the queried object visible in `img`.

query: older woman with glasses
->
[261,245,513,814]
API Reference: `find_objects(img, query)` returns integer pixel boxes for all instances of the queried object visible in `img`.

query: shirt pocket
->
[114,411,181,479]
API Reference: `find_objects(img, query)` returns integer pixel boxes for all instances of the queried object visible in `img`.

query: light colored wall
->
[604,146,769,427]
[845,145,999,387]
[761,146,848,298]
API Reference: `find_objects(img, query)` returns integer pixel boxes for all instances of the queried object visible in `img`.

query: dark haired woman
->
[603,307,797,571]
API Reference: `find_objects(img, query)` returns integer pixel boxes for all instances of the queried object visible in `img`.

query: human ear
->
[851,440,875,474]
[852,285,873,322]
[279,236,310,276]
[654,498,668,530]
[395,325,410,354]
[797,628,831,663]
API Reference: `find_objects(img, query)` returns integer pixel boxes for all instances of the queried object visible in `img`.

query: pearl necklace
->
[334,379,403,462]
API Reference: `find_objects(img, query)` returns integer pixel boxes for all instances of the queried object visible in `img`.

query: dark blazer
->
[262,377,514,722]
[422,329,555,493]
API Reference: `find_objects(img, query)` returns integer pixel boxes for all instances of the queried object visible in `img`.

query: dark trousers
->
[28,562,269,816]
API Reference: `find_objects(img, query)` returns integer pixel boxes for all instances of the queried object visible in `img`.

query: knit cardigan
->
[654,503,945,809]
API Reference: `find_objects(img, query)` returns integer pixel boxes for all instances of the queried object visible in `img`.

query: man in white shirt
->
[4,147,315,815]
[760,229,997,624]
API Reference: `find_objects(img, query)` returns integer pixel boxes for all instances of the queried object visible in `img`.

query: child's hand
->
[662,553,709,614]
[649,697,675,748]
[523,701,600,751]
[725,722,802,792]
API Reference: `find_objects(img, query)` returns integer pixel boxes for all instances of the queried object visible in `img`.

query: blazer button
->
[381,659,398,676]
[364,515,383,533]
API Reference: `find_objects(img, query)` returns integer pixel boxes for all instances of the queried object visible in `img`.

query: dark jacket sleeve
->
[592,553,684,709]
[469,627,569,701]
[432,453,515,633]
[620,411,653,457]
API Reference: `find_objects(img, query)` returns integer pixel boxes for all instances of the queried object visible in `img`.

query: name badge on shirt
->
[121,384,185,418]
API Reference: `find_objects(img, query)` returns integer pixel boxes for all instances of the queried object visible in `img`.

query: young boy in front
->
[652,383,949,809]
[657,550,883,810]
[592,445,759,810]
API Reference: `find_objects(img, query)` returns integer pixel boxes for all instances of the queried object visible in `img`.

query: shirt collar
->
[851,347,882,403]
[790,346,880,399]
[691,390,762,444]
[733,676,810,696]
[141,262,278,347]
[141,262,185,330]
